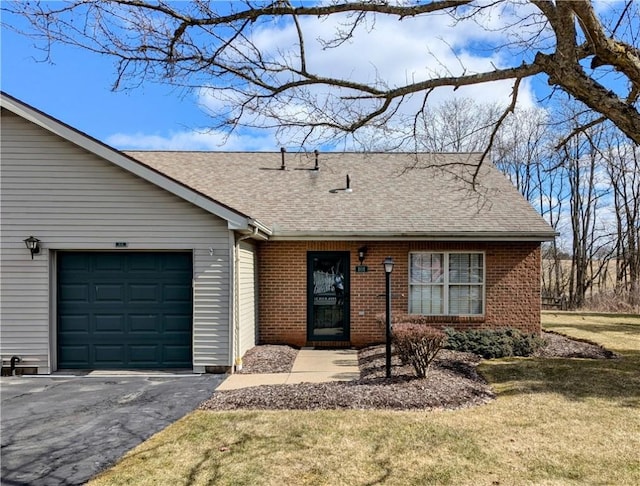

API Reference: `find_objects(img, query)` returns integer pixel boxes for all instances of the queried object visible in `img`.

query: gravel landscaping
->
[236,344,299,374]
[533,330,618,359]
[199,331,617,412]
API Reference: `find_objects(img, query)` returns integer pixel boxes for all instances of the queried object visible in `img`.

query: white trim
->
[48,249,55,374]
[228,232,236,369]
[248,219,273,237]
[190,250,199,374]
[271,233,556,241]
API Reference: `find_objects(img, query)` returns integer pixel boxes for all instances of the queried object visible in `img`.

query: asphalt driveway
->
[1,373,223,486]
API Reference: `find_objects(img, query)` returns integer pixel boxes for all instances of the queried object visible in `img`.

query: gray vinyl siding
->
[0,110,232,373]
[237,241,258,358]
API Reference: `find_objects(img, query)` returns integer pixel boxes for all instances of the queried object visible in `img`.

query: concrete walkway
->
[217,348,360,390]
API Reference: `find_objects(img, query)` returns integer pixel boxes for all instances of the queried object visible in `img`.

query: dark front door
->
[307,252,350,342]
[57,251,193,369]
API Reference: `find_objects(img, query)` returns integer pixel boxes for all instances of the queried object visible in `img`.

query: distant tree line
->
[405,97,639,311]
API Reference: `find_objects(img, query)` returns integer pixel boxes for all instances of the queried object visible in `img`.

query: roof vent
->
[329,174,354,194]
[314,149,319,170]
[280,147,286,170]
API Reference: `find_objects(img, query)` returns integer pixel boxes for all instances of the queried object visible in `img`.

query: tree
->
[414,98,502,153]
[561,119,611,308]
[492,107,567,298]
[4,0,640,152]
[602,129,640,307]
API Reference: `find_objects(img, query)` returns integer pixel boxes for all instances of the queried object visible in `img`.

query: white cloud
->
[250,2,539,85]
[106,128,276,151]
[246,4,540,137]
[108,2,543,150]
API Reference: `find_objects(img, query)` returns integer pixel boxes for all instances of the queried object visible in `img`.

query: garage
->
[57,252,193,369]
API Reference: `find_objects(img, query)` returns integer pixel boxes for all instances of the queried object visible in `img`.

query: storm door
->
[307,252,350,341]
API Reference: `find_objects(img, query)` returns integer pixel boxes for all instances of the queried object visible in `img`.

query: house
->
[0,92,556,374]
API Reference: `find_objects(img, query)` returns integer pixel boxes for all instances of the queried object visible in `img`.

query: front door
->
[307,252,350,342]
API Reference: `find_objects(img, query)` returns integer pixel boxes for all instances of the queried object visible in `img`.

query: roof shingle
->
[126,151,555,240]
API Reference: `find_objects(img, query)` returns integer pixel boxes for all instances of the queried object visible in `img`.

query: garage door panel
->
[129,314,160,333]
[128,253,158,272]
[163,253,192,271]
[94,345,126,365]
[128,345,160,364]
[59,346,90,365]
[59,284,90,302]
[129,284,160,303]
[58,252,193,369]
[94,314,125,333]
[58,314,90,333]
[95,284,124,302]
[163,283,191,302]
[163,345,192,365]
[94,253,125,272]
[59,253,91,271]
[164,315,192,332]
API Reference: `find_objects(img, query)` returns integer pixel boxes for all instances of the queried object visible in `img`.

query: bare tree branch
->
[474,77,522,187]
[3,0,640,146]
[554,115,607,150]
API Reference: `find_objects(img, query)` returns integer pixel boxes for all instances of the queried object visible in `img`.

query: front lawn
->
[89,312,640,486]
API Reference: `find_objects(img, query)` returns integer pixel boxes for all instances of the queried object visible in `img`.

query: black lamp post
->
[383,256,394,378]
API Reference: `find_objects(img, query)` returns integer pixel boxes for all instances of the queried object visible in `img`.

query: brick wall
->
[257,240,541,347]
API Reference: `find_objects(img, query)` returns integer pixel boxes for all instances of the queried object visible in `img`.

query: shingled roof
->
[126,151,556,241]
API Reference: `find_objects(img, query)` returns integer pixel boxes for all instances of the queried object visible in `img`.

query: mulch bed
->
[236,344,299,374]
[533,330,618,359]
[199,331,617,412]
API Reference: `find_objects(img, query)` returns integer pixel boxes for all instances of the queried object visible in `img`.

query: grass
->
[89,311,640,486]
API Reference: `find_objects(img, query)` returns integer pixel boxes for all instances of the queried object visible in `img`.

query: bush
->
[392,324,446,378]
[582,289,640,314]
[443,328,544,359]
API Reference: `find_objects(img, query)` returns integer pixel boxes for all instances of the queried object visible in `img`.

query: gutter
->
[231,218,271,240]
[228,218,269,372]
[232,226,260,372]
[268,231,558,242]
[248,218,272,239]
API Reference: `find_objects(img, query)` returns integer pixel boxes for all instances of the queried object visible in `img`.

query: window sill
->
[407,315,485,324]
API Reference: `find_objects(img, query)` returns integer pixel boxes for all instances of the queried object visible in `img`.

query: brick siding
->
[257,241,542,347]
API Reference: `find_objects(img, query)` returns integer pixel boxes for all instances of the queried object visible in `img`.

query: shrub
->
[392,324,446,378]
[582,289,640,314]
[443,328,544,359]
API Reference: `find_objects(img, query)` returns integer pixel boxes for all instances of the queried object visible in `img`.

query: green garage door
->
[57,252,193,369]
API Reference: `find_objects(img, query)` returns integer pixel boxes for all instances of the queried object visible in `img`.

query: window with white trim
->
[409,252,484,315]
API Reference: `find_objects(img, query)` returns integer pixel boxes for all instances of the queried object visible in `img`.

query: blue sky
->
[2,19,213,146]
[0,1,544,151]
[0,1,629,152]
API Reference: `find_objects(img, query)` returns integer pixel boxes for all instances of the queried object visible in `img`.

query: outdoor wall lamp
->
[383,256,394,378]
[23,236,41,259]
[358,246,368,265]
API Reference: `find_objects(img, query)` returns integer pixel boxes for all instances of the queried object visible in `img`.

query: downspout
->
[233,226,259,372]
[10,356,21,376]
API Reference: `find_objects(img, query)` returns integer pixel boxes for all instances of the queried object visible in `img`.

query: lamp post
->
[383,256,394,378]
